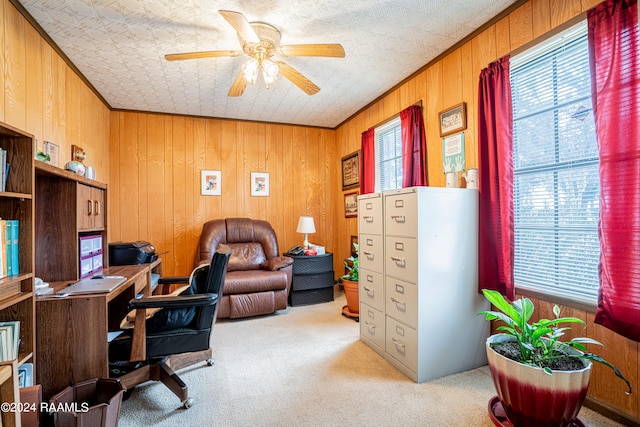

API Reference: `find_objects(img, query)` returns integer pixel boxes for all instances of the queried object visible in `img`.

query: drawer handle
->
[363,251,374,259]
[87,200,93,215]
[391,215,405,223]
[94,200,101,216]
[365,321,376,330]
[392,338,406,349]
[391,297,406,307]
[364,216,374,222]
[364,286,374,296]
[391,256,406,266]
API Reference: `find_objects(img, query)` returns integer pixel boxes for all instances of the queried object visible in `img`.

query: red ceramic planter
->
[486,334,591,427]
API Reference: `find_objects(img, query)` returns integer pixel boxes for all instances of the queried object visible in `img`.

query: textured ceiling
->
[18,0,517,128]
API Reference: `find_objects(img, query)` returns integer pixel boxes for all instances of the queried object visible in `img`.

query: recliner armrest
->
[129,293,218,310]
[262,256,294,271]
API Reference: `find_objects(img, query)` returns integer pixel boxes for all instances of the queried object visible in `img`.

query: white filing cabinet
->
[358,186,490,383]
[358,193,385,352]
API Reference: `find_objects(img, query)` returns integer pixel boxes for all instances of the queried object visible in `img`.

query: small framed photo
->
[439,102,467,137]
[344,191,359,218]
[44,141,59,167]
[350,235,358,257]
[251,172,270,197]
[341,150,360,191]
[201,170,221,196]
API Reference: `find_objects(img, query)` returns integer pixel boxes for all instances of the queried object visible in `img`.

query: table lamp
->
[296,216,316,249]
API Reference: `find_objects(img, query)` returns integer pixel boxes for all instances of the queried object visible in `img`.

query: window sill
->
[515,284,598,313]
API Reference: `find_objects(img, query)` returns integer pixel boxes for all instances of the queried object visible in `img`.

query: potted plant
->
[339,243,359,319]
[478,289,632,427]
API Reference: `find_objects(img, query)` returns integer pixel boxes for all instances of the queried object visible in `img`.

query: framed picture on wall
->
[251,172,270,196]
[439,102,467,137]
[341,150,360,191]
[344,191,359,218]
[201,170,221,196]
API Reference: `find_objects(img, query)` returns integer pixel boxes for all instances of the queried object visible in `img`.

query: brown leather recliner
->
[195,218,293,319]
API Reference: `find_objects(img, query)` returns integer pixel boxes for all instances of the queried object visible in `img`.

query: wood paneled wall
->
[109,112,338,276]
[2,0,111,179]
[334,0,637,421]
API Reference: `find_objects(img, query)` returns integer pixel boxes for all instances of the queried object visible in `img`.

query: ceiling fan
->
[164,10,345,97]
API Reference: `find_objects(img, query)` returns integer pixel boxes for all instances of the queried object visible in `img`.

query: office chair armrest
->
[129,293,218,310]
[157,276,190,285]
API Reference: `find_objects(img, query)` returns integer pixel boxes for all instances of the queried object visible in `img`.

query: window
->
[375,117,402,192]
[511,22,600,302]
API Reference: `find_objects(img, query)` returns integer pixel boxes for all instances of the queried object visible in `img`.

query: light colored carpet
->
[119,287,623,427]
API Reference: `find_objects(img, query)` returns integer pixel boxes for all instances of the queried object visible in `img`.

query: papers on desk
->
[107,331,124,343]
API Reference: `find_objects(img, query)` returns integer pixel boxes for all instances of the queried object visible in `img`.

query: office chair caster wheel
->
[182,398,193,409]
[206,358,215,366]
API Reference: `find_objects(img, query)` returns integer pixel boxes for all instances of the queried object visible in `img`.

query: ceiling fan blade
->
[219,10,260,44]
[280,44,345,58]
[275,61,320,95]
[165,51,241,61]
[228,69,248,97]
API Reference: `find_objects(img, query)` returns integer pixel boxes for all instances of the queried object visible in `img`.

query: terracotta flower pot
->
[486,334,592,427]
[342,279,359,314]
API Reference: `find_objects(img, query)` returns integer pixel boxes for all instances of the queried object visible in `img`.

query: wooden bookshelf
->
[0,121,36,427]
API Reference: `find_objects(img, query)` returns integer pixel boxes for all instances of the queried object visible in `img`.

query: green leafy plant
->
[478,289,631,394]
[339,243,358,282]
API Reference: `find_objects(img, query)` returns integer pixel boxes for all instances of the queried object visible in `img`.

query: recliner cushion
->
[223,270,288,294]
[227,242,266,272]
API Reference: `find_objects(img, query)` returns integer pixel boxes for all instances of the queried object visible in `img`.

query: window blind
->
[511,22,600,302]
[374,117,402,192]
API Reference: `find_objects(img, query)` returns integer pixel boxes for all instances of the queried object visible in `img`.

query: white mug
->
[462,168,478,189]
[445,172,459,188]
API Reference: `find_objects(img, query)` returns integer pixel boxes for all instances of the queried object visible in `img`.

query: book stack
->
[0,148,8,192]
[0,321,19,362]
[0,219,18,279]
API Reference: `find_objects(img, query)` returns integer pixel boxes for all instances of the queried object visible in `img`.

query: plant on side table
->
[338,243,359,320]
[478,289,632,427]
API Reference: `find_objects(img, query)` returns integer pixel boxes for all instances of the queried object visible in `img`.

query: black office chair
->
[109,244,231,408]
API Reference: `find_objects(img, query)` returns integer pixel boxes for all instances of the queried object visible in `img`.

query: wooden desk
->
[35,260,161,400]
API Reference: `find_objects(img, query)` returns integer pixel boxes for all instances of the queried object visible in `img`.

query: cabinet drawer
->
[291,254,333,274]
[359,269,384,312]
[358,194,383,235]
[385,236,418,283]
[292,270,335,291]
[384,191,418,237]
[386,316,418,372]
[385,277,418,328]
[358,234,383,273]
[360,303,385,350]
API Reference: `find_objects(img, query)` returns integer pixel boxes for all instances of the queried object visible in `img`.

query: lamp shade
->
[296,216,316,234]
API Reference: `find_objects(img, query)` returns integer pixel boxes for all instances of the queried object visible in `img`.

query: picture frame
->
[344,191,358,218]
[341,150,360,191]
[201,170,221,196]
[251,172,270,197]
[438,102,467,137]
[350,235,358,257]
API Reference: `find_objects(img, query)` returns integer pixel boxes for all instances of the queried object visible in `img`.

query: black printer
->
[109,241,158,265]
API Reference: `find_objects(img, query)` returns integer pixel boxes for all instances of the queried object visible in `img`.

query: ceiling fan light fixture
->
[262,59,279,87]
[242,58,259,84]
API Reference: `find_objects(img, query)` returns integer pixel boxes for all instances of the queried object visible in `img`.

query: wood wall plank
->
[25,23,41,140]
[0,0,5,122]
[4,2,26,129]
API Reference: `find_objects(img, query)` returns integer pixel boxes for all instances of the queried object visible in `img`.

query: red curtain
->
[400,105,428,187]
[588,0,640,341]
[477,56,515,300]
[360,128,375,195]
